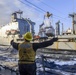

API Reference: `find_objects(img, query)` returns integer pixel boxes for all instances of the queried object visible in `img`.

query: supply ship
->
[0,10,76,50]
[37,12,76,51]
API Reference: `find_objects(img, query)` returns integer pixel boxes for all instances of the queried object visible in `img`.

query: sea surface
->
[0,46,76,75]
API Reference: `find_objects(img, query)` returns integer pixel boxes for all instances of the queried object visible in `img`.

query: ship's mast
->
[69,13,75,34]
[56,20,60,36]
[69,0,76,34]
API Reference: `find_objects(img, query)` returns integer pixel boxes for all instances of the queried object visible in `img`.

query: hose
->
[5,35,15,50]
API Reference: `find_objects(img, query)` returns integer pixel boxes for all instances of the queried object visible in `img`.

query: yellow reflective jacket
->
[18,42,36,63]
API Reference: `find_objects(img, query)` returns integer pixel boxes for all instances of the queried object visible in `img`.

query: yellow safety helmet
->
[23,32,32,41]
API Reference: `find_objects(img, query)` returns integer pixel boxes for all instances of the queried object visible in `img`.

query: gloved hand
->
[10,40,14,45]
[52,37,58,42]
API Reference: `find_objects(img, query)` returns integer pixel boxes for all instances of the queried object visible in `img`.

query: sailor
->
[10,32,58,75]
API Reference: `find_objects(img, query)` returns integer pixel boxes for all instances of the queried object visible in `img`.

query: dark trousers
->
[18,63,36,75]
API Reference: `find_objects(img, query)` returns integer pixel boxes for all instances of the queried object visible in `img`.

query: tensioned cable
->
[37,0,65,15]
[18,0,43,13]
[39,0,68,20]
[23,0,68,20]
[24,0,46,12]
[18,0,70,21]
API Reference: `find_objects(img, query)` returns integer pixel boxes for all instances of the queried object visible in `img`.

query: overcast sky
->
[0,0,76,34]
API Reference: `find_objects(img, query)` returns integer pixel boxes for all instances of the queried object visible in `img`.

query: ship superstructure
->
[0,10,35,45]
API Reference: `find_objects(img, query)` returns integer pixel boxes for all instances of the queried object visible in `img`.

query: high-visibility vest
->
[18,42,36,63]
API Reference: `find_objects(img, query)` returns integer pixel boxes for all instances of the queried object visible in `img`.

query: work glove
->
[52,37,58,42]
[10,40,14,45]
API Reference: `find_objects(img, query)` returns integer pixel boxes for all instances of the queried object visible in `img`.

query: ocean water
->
[36,55,76,75]
[0,46,76,75]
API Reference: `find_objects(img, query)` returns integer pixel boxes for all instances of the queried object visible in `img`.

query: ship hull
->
[0,37,12,45]
[34,35,76,50]
[0,35,76,50]
[0,36,23,45]
[46,41,76,50]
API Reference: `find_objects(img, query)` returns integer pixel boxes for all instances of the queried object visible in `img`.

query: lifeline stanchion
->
[41,55,46,75]
[6,35,15,50]
[6,45,11,50]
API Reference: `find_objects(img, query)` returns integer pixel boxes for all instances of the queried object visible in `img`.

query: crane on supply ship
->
[38,11,55,40]
[44,11,52,19]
